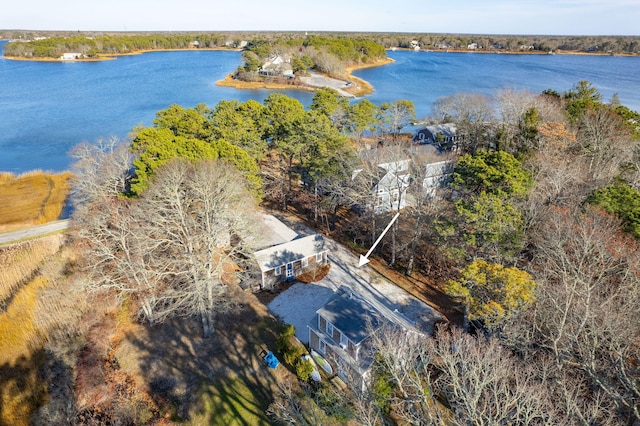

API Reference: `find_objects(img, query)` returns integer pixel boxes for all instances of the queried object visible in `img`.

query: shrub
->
[281,323,296,338]
[276,324,307,367]
[283,344,305,366]
[295,358,314,382]
[371,354,394,414]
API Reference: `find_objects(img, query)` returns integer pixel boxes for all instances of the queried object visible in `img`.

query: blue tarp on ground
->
[262,351,280,369]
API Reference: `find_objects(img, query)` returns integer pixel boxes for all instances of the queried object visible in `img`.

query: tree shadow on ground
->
[1,348,76,425]
[116,287,291,424]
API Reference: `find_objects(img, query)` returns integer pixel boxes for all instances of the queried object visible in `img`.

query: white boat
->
[301,354,321,382]
[311,349,334,375]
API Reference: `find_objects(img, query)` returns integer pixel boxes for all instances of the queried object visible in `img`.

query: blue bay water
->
[357,50,640,119]
[1,41,639,173]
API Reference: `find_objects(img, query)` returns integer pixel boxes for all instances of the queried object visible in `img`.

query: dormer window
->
[326,321,334,337]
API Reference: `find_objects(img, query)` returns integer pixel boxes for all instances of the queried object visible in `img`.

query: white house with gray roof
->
[254,234,328,290]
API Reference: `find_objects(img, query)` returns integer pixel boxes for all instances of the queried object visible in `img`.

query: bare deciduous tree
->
[69,137,133,203]
[503,206,640,424]
[73,157,259,337]
[267,380,342,426]
[432,93,495,154]
[368,325,555,425]
[572,106,634,185]
[494,87,537,153]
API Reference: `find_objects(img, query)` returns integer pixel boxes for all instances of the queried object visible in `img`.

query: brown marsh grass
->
[0,245,87,426]
[0,234,64,305]
[0,170,72,227]
[0,275,51,364]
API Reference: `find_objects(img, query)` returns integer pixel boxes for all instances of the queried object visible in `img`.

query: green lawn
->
[191,375,273,425]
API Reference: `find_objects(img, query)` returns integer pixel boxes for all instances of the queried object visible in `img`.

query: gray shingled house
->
[254,234,328,290]
[308,286,427,390]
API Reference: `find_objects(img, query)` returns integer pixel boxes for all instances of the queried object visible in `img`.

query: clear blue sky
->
[2,0,638,36]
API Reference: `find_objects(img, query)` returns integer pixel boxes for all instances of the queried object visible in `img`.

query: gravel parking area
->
[267,223,442,344]
[299,71,354,98]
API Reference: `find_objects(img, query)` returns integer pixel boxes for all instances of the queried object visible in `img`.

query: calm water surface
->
[358,50,640,118]
[1,41,639,173]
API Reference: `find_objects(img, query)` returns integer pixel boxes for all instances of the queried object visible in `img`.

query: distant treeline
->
[2,31,639,58]
[370,33,640,54]
[1,33,241,58]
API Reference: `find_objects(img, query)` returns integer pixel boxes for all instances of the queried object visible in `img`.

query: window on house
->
[316,252,323,263]
[319,339,327,354]
[340,333,348,348]
[275,266,282,276]
[326,322,334,337]
[302,257,309,267]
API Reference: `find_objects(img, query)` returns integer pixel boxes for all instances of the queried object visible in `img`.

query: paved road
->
[0,219,70,246]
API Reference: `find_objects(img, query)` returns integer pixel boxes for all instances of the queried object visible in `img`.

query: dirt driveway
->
[267,217,443,344]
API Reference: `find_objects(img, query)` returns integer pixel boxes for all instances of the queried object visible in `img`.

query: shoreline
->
[399,47,637,57]
[2,46,241,62]
[3,45,634,63]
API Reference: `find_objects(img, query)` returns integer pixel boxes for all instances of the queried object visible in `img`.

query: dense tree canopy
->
[445,259,536,324]
[453,150,533,197]
[589,181,640,238]
[130,104,261,195]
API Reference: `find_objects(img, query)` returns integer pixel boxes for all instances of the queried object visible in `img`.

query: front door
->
[286,262,294,280]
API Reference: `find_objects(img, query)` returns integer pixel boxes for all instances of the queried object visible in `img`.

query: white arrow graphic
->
[358,212,400,267]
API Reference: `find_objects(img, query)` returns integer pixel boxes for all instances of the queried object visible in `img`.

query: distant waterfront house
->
[308,286,426,390]
[412,123,462,151]
[60,52,82,60]
[354,147,412,214]
[258,55,294,78]
[253,234,328,289]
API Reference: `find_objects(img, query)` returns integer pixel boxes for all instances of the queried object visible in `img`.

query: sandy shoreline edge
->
[215,57,394,97]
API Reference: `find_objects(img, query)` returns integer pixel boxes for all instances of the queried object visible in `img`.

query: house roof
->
[413,123,457,142]
[254,234,327,272]
[251,214,298,250]
[316,288,383,345]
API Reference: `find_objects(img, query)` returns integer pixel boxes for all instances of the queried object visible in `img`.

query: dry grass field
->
[0,170,72,231]
[0,240,80,426]
[0,235,65,306]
